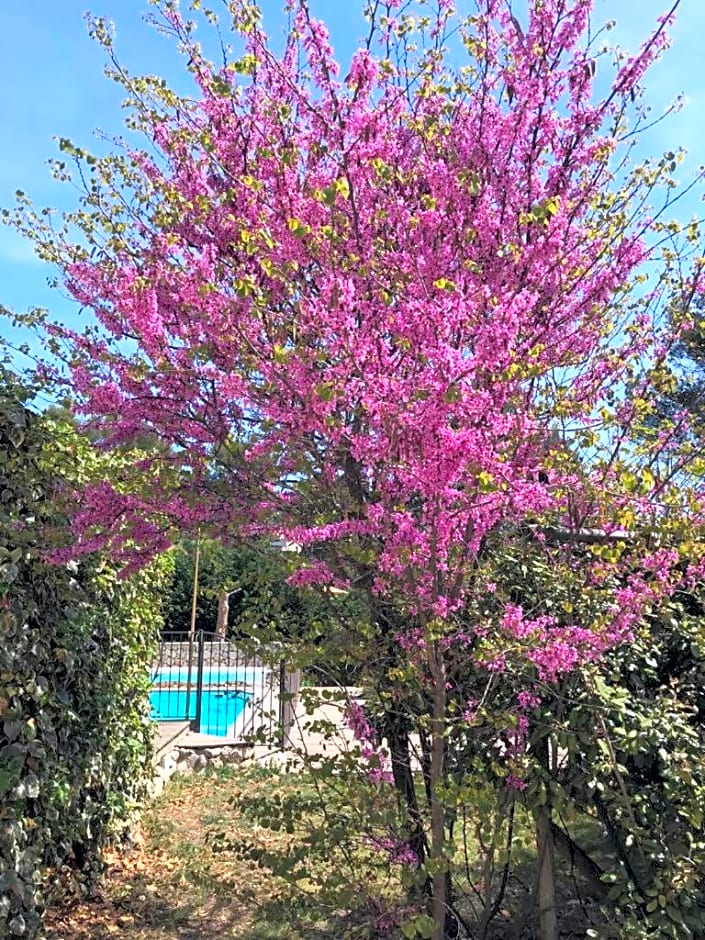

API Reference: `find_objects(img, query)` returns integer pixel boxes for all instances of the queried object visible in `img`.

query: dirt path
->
[44,691,381,940]
[44,765,303,940]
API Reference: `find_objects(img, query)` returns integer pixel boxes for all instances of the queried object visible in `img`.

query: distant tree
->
[163,537,307,637]
[163,535,366,682]
[654,295,705,439]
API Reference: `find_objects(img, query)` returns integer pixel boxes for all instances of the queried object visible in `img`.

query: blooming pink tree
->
[12,0,705,935]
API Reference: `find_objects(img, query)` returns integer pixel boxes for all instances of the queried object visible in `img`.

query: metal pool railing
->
[151,631,299,747]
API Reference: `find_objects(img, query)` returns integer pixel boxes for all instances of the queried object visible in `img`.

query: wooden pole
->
[184,538,201,724]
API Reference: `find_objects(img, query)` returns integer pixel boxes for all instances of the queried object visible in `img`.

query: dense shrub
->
[0,378,170,939]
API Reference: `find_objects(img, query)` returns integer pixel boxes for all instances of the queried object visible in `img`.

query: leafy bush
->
[0,377,170,939]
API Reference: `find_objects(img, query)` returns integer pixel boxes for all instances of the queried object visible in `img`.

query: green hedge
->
[0,381,170,938]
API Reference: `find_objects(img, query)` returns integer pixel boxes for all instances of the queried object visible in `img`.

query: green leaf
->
[287,218,310,238]
[477,471,495,492]
[414,914,436,939]
[443,385,461,403]
[0,767,20,796]
[315,382,335,402]
[335,177,350,200]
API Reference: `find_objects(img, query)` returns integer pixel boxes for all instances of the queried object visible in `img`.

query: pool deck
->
[154,721,258,755]
[154,721,190,761]
[153,688,422,773]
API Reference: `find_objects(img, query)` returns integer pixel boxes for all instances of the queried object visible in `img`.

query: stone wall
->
[150,742,249,797]
[154,639,278,672]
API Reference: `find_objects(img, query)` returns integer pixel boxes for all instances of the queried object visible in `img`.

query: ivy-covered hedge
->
[0,380,170,939]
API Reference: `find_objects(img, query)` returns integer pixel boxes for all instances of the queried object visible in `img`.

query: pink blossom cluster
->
[463,699,478,725]
[345,701,393,785]
[368,833,419,867]
[516,691,541,710]
[286,560,348,591]
[37,0,703,716]
[396,628,426,652]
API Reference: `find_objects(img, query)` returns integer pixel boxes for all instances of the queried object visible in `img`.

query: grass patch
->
[44,761,402,940]
[44,759,614,939]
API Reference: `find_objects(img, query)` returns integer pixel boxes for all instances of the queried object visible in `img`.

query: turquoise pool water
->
[153,667,265,685]
[150,687,251,736]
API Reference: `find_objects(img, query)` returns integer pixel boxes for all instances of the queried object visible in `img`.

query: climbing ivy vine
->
[0,373,171,939]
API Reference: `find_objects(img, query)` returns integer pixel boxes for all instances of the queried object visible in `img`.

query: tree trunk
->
[550,820,606,900]
[428,640,447,940]
[533,733,558,940]
[385,708,428,875]
[375,607,429,888]
[535,808,558,940]
[215,589,229,638]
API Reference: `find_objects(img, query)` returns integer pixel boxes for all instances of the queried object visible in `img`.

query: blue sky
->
[0,0,703,363]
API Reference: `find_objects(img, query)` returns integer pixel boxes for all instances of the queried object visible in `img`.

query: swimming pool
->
[150,687,251,736]
[150,664,270,736]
